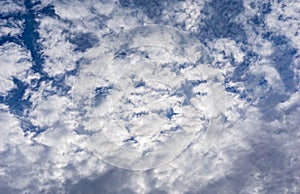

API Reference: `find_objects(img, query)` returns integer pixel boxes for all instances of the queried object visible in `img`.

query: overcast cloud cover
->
[0,0,299,193]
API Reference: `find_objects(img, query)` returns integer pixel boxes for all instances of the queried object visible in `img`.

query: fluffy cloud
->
[0,0,299,193]
[0,43,32,95]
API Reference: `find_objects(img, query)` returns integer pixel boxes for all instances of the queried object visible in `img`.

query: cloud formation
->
[0,0,299,193]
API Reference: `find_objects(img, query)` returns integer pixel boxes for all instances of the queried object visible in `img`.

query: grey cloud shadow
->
[64,168,136,194]
[189,137,299,194]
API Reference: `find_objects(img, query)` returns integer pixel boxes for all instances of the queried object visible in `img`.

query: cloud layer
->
[0,0,299,193]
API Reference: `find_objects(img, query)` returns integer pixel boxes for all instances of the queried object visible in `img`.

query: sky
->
[0,0,299,193]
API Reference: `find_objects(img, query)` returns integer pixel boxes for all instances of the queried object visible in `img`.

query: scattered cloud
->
[0,0,299,193]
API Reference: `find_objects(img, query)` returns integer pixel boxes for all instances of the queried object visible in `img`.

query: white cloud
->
[0,42,32,95]
[29,94,71,127]
[0,94,110,193]
[37,17,82,77]
[0,105,50,192]
[1,0,299,193]
[161,0,207,32]
[0,104,25,152]
[70,25,228,171]
[0,1,25,15]
[54,0,93,20]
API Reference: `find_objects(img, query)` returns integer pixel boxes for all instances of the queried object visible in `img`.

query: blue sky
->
[0,0,299,193]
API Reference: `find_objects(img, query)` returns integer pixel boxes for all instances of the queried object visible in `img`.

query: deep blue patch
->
[134,79,145,88]
[262,32,289,46]
[250,15,263,25]
[21,119,47,137]
[166,107,178,120]
[69,32,99,52]
[259,77,268,86]
[249,2,272,27]
[22,0,45,74]
[0,35,22,46]
[260,2,272,14]
[3,77,31,116]
[199,0,246,43]
[116,51,128,58]
[239,91,247,100]
[123,136,138,143]
[38,5,56,17]
[225,86,240,94]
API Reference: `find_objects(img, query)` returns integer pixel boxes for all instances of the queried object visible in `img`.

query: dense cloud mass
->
[0,0,299,193]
